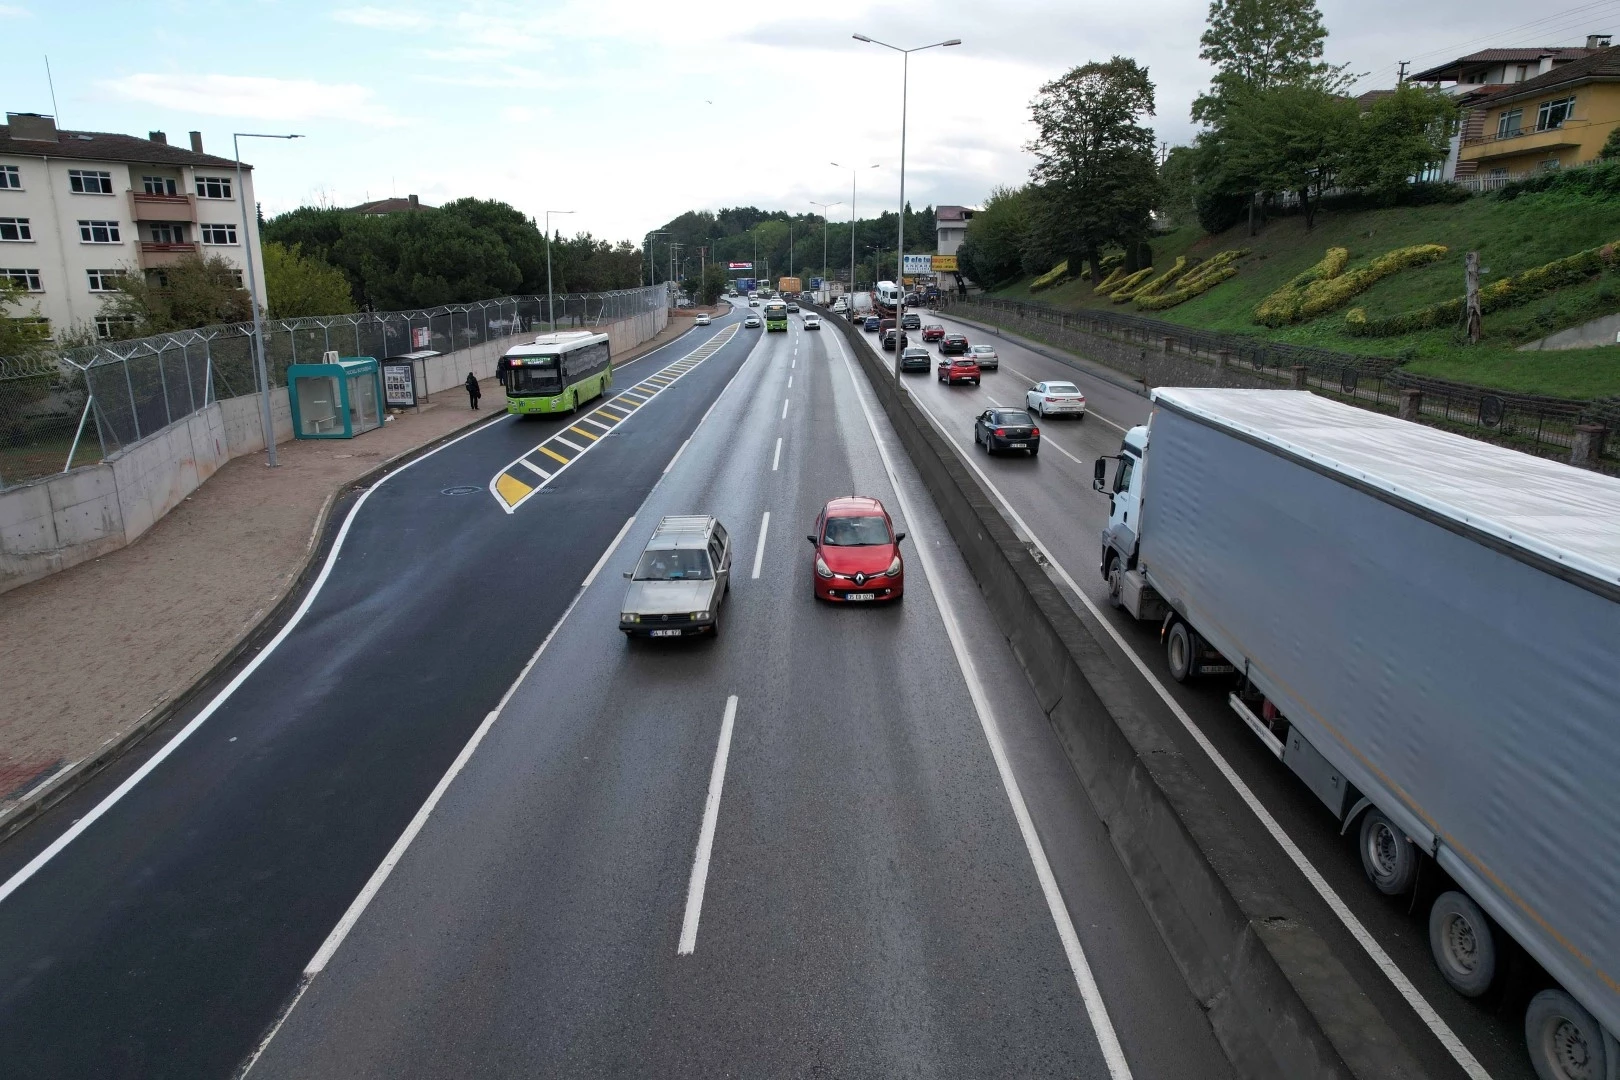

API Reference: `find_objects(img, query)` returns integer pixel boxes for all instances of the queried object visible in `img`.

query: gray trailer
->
[1092,388,1620,1080]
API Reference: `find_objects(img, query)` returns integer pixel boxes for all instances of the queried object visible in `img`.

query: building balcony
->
[1459,125,1582,162]
[129,191,197,222]
[138,241,200,267]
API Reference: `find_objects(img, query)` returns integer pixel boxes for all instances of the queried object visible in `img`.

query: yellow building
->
[1458,47,1620,180]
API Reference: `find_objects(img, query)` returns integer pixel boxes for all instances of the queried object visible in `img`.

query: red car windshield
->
[822,515,891,546]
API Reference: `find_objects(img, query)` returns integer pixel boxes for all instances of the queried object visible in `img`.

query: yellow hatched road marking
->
[568,425,599,441]
[598,406,627,420]
[539,445,570,465]
[495,472,533,504]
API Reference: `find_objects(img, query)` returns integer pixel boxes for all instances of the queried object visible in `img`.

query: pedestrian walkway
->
[0,316,700,832]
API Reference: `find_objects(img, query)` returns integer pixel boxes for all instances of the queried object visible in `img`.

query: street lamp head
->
[941,39,962,47]
[852,33,871,42]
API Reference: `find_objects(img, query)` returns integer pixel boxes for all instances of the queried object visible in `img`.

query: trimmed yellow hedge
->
[1345,240,1620,337]
[1029,260,1070,292]
[1093,266,1127,294]
[1131,257,1188,301]
[1136,249,1250,310]
[1109,267,1157,302]
[1254,247,1349,327]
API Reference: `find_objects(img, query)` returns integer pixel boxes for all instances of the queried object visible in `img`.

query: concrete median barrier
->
[820,305,1428,1080]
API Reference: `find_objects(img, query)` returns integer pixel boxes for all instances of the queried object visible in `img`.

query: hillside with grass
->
[994,182,1620,399]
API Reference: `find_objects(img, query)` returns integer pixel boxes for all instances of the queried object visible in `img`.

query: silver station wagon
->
[619,516,732,638]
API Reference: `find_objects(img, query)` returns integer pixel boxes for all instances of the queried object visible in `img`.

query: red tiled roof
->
[1471,46,1620,106]
[0,123,246,169]
[1409,46,1598,83]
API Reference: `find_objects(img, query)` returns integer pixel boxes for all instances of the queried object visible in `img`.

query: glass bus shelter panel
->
[347,370,381,434]
[296,375,343,437]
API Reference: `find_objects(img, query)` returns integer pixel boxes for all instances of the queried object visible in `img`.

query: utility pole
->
[1397,60,1410,83]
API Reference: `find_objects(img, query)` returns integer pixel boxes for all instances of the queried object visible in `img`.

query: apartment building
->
[935,205,976,257]
[0,111,266,341]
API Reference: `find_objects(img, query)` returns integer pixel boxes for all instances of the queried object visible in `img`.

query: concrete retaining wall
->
[0,306,668,595]
[824,307,1427,1080]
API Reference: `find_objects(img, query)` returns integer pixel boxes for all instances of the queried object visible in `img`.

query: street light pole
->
[234,131,303,467]
[853,34,961,377]
[645,230,667,287]
[831,162,879,300]
[810,200,841,298]
[545,209,575,332]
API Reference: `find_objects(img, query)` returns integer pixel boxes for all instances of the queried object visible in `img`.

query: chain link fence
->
[951,295,1620,472]
[0,285,667,490]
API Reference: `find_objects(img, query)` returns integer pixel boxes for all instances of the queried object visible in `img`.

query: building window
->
[87,268,127,292]
[201,222,237,245]
[68,169,115,195]
[1537,96,1576,131]
[0,165,19,189]
[94,315,137,340]
[148,222,187,244]
[142,175,178,196]
[79,220,122,243]
[1496,109,1523,138]
[195,175,233,200]
[0,268,43,291]
[0,217,32,241]
[1514,65,1529,82]
[230,269,244,287]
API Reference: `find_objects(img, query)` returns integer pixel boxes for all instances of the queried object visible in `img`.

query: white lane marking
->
[678,694,739,955]
[771,437,782,472]
[787,375,793,389]
[829,330,1133,1080]
[904,390,1493,1080]
[243,515,642,1076]
[518,458,552,479]
[554,435,586,453]
[1037,432,1086,466]
[0,411,516,908]
[751,511,770,579]
[664,439,689,476]
[987,396,1005,407]
[780,398,789,420]
[791,355,796,369]
[581,416,612,431]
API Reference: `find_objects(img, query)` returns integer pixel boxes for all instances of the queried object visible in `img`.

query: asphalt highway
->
[0,303,1240,1078]
[899,307,1540,1080]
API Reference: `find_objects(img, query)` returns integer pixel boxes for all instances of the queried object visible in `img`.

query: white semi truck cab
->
[1093,388,1620,1080]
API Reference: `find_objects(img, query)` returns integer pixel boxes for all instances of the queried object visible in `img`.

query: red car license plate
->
[651,628,683,637]
[845,592,876,601]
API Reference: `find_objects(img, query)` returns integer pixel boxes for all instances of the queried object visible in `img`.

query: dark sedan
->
[940,333,969,355]
[899,346,931,373]
[901,312,921,330]
[881,329,910,352]
[974,408,1041,456]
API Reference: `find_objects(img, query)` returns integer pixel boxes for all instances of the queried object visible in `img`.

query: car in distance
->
[695,313,711,326]
[900,312,921,330]
[620,515,732,637]
[974,409,1041,456]
[966,343,998,370]
[831,298,848,313]
[921,324,945,342]
[786,302,800,313]
[899,346,931,373]
[803,314,821,330]
[807,496,905,602]
[749,298,759,307]
[1026,380,1087,418]
[744,314,762,328]
[938,355,981,385]
[940,332,969,355]
[881,328,899,351]
[863,315,881,332]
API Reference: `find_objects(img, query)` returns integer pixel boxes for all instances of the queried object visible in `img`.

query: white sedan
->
[695,314,711,326]
[1026,380,1087,418]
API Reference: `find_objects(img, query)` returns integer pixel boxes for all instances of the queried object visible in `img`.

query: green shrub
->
[1136,249,1250,310]
[1093,266,1127,294]
[1029,260,1070,292]
[1254,247,1349,326]
[1295,244,1447,320]
[1109,267,1157,302]
[1131,256,1189,301]
[1496,160,1620,200]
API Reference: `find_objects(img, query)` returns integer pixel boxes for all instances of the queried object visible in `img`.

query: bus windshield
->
[509,357,562,395]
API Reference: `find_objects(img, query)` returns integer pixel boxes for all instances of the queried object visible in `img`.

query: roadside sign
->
[728,262,753,270]
[931,255,959,272]
[902,254,932,274]
[381,360,419,408]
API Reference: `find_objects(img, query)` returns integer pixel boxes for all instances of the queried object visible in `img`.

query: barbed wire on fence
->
[0,285,667,491]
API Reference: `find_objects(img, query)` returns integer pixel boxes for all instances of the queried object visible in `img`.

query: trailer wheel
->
[1429,890,1497,997]
[1524,988,1608,1080]
[1358,809,1419,896]
[1166,621,1193,682]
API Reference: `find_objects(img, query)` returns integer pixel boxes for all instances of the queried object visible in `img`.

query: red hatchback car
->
[808,496,905,602]
[937,356,981,385]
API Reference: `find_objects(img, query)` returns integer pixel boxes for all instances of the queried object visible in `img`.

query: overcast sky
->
[4,0,1615,242]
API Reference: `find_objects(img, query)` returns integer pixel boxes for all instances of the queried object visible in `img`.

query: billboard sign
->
[381,360,418,408]
[728,262,753,270]
[931,255,959,272]
[902,254,932,275]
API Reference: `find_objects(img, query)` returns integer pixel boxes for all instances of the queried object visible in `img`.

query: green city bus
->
[500,331,612,415]
[763,299,789,332]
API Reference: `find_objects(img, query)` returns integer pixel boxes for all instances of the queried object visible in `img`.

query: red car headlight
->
[815,556,834,579]
[885,555,903,577]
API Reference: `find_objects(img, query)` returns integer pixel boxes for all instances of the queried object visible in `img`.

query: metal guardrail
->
[0,285,668,490]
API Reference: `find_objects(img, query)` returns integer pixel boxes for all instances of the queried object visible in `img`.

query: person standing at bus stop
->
[465,372,481,410]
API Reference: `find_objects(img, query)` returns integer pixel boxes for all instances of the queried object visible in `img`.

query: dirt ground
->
[0,316,697,818]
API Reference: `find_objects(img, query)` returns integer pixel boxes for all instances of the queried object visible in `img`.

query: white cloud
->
[102,73,404,126]
[332,5,433,30]
[0,3,31,14]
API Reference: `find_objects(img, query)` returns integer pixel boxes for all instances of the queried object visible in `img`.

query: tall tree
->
[1343,84,1457,201]
[98,255,253,335]
[957,185,1031,287]
[1193,0,1339,124]
[1222,82,1357,228]
[1026,57,1160,282]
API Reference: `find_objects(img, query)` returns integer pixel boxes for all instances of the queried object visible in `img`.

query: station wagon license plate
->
[844,592,876,601]
[651,628,683,637]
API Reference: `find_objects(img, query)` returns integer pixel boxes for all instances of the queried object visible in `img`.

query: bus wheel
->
[1429,890,1497,997]
[1359,809,1419,896]
[1524,988,1607,1080]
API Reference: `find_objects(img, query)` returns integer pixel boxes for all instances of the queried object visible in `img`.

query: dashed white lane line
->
[780,398,790,420]
[772,437,782,472]
[902,387,1492,1080]
[751,511,770,579]
[678,694,739,955]
[787,375,793,389]
[828,329,1134,1080]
